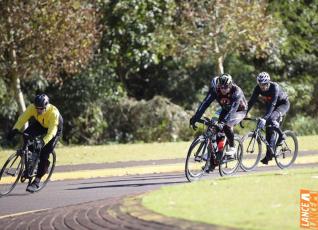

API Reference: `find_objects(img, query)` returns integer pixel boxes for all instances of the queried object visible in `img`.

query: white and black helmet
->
[257,72,270,84]
[217,73,233,87]
[210,76,218,90]
[34,94,49,108]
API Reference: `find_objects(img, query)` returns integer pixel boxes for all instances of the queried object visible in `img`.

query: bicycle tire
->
[219,135,243,176]
[0,152,24,197]
[185,135,210,182]
[240,132,262,172]
[275,130,298,169]
[35,150,56,192]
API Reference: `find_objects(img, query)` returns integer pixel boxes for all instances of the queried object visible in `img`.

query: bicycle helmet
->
[257,72,270,84]
[210,76,218,90]
[34,94,49,108]
[217,73,233,87]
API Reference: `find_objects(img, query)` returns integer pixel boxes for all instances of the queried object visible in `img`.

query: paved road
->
[0,159,317,229]
[1,162,317,217]
[0,172,188,217]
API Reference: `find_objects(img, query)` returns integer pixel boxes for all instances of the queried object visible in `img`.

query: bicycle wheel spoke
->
[0,153,23,196]
[185,137,209,182]
[36,151,56,192]
[275,131,298,169]
[241,132,262,171]
[219,137,242,176]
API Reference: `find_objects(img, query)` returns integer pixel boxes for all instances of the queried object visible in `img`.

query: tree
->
[172,0,282,75]
[0,0,100,114]
[98,0,176,90]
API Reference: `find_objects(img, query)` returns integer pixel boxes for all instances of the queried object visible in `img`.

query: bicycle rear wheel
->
[219,136,242,176]
[36,151,56,192]
[240,132,262,172]
[0,152,24,197]
[185,136,210,182]
[275,130,298,169]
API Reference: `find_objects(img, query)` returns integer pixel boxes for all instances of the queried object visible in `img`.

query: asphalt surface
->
[0,172,187,216]
[0,152,317,229]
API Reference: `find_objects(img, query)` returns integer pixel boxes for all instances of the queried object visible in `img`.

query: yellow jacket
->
[13,104,61,145]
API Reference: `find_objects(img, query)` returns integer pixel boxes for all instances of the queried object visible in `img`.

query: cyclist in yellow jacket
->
[8,94,63,193]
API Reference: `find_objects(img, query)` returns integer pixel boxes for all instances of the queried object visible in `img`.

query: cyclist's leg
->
[37,122,62,180]
[263,125,275,164]
[223,110,246,147]
[274,101,290,144]
[218,110,234,147]
[223,111,246,157]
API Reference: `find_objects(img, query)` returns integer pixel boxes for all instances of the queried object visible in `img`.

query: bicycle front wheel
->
[240,132,262,172]
[0,152,24,197]
[219,136,243,176]
[185,136,210,182]
[275,130,298,169]
[36,151,56,192]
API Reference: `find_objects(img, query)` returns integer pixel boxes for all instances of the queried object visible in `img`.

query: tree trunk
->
[9,47,26,114]
[11,74,26,114]
[214,40,224,75]
[217,56,224,75]
[5,4,26,115]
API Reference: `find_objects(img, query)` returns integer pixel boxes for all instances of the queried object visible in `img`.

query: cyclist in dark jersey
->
[247,72,290,164]
[190,74,247,157]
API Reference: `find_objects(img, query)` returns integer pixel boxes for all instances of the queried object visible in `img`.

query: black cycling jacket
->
[194,84,247,122]
[247,82,288,120]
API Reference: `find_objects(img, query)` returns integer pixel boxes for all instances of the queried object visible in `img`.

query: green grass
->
[0,135,317,166]
[0,142,190,166]
[142,167,318,230]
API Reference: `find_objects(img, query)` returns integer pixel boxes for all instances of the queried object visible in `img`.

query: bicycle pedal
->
[5,168,17,176]
[194,156,202,162]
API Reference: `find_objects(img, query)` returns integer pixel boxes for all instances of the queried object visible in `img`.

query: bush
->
[103,96,194,143]
[68,104,108,144]
[288,115,318,135]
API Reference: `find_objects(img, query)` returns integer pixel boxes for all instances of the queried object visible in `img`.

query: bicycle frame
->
[245,117,285,158]
[197,118,226,163]
[17,132,41,180]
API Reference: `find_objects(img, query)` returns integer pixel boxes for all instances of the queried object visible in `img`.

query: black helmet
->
[217,73,233,87]
[34,94,49,108]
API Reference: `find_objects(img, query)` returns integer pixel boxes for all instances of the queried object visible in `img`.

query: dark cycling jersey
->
[247,82,288,120]
[194,84,247,122]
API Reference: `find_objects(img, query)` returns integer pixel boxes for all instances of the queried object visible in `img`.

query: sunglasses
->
[36,107,45,111]
[219,85,230,90]
[258,83,269,87]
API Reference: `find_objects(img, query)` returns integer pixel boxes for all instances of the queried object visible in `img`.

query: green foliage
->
[288,115,318,135]
[68,104,108,144]
[99,0,176,77]
[0,0,318,145]
[0,0,100,79]
[103,96,193,143]
[172,0,282,73]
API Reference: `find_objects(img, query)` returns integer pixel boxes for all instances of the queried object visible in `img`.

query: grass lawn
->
[0,135,317,166]
[142,167,318,230]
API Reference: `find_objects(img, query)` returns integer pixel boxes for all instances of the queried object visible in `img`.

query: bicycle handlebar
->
[16,131,36,141]
[239,117,259,129]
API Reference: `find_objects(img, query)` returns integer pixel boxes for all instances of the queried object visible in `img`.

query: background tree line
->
[0,0,317,146]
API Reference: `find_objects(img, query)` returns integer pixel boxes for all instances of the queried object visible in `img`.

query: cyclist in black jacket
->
[190,74,247,157]
[247,72,290,165]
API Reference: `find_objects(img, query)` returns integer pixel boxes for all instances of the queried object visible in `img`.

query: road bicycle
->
[240,117,298,171]
[185,117,242,182]
[0,132,56,197]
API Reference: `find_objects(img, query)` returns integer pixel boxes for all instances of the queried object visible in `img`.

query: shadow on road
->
[66,176,187,190]
[68,173,185,186]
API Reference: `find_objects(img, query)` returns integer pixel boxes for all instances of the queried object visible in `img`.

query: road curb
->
[122,194,236,230]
